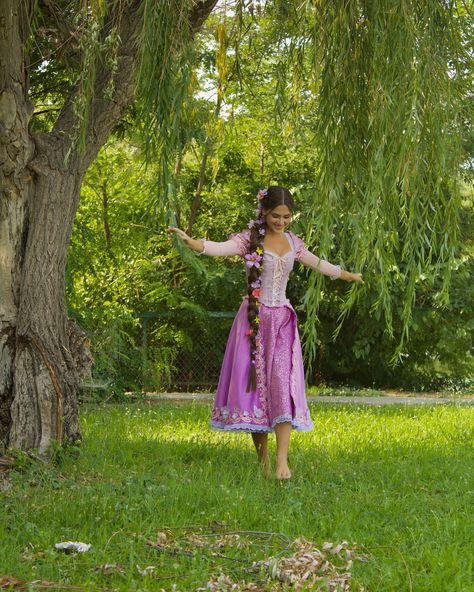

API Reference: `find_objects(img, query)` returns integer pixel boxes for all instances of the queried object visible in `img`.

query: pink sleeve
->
[198,230,250,257]
[228,229,251,256]
[289,232,341,280]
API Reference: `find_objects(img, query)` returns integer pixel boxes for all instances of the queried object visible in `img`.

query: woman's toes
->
[275,463,292,480]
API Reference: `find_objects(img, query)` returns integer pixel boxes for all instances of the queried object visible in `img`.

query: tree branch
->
[38,1,218,175]
[36,0,80,65]
[190,0,219,33]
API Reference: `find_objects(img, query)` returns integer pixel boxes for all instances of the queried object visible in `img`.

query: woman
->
[168,186,362,479]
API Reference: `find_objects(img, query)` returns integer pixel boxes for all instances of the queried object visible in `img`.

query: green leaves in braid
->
[245,186,295,392]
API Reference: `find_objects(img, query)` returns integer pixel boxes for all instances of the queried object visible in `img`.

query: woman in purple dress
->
[169,186,362,479]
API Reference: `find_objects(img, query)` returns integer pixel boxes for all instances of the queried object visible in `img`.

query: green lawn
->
[1,402,473,591]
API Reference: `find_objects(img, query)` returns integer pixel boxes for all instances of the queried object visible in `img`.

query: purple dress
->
[199,230,341,433]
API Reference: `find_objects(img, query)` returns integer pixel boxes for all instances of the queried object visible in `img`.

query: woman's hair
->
[246,186,295,391]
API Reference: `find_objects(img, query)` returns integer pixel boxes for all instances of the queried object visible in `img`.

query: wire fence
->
[138,311,236,392]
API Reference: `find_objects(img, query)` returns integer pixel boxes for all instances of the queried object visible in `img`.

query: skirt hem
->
[210,418,314,433]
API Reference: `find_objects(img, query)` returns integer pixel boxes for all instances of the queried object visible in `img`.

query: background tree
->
[68,4,472,395]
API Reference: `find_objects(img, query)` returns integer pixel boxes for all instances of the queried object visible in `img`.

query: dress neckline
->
[263,232,293,258]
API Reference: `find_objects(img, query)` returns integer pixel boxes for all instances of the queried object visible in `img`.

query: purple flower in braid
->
[245,186,295,392]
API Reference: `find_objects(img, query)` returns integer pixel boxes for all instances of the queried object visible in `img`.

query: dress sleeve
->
[228,229,251,257]
[197,230,250,257]
[289,232,341,280]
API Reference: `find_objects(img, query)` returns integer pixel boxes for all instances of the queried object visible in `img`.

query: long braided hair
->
[245,186,295,391]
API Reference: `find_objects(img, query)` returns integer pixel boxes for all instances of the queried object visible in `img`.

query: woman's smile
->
[265,204,292,233]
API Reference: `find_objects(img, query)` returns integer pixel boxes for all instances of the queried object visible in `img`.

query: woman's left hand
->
[349,272,363,283]
[341,270,363,283]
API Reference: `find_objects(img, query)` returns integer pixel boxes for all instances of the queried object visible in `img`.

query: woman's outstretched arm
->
[289,233,363,283]
[299,250,363,283]
[167,227,241,257]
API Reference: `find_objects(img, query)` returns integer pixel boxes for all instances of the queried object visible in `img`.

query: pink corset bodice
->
[198,230,341,305]
[258,242,296,306]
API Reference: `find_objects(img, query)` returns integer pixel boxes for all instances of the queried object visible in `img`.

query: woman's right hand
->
[167,227,190,243]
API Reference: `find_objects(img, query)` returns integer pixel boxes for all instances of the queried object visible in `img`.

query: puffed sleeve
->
[228,229,251,257]
[289,232,341,280]
[197,230,250,257]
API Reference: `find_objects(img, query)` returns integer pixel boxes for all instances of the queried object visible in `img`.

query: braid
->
[246,219,265,391]
[245,186,295,391]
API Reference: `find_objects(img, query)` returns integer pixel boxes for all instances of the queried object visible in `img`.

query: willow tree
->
[0,0,217,454]
[0,0,469,455]
[219,1,469,365]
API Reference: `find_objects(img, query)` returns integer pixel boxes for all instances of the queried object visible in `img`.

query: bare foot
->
[275,460,292,480]
[259,453,271,477]
[252,433,270,477]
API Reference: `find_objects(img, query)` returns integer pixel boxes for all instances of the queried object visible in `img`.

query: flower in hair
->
[245,252,262,268]
[245,328,254,336]
[250,279,261,289]
[248,219,255,229]
[252,288,261,299]
[257,189,267,200]
[258,227,266,236]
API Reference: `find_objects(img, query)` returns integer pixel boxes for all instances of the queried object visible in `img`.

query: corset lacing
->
[270,257,285,306]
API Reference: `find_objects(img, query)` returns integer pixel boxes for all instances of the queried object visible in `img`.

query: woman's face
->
[264,204,292,234]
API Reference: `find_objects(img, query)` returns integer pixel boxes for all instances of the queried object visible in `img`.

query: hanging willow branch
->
[67,1,469,366]
[277,0,471,365]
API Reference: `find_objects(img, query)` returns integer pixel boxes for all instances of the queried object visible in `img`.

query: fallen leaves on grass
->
[214,534,252,549]
[147,529,367,591]
[94,563,125,575]
[253,537,363,591]
[21,549,46,562]
[136,565,157,577]
[0,576,82,590]
[196,574,266,591]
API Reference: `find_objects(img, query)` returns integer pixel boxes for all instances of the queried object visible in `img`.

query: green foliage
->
[64,2,472,391]
[68,134,472,392]
[288,1,470,364]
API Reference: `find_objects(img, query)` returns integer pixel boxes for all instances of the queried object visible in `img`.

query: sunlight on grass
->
[1,402,472,591]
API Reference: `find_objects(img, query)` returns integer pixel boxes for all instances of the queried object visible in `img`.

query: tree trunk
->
[0,0,218,455]
[7,144,93,453]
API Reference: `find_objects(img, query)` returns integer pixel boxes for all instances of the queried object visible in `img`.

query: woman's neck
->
[265,229,286,237]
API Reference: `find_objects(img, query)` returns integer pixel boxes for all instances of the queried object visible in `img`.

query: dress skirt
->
[210,297,314,432]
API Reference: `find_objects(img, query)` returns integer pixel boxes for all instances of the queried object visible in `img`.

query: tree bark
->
[0,0,36,453]
[0,0,218,455]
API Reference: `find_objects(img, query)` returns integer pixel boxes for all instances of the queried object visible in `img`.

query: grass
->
[305,385,474,397]
[1,401,473,591]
